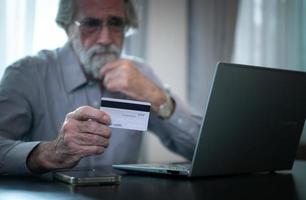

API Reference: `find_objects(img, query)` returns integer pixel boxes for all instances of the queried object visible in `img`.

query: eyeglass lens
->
[77,17,126,35]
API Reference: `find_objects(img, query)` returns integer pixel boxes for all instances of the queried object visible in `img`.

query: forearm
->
[149,95,202,160]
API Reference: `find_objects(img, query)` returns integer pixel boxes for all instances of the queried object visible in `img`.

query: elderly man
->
[0,0,200,175]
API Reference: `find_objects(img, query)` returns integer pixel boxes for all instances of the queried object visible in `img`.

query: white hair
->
[55,0,139,32]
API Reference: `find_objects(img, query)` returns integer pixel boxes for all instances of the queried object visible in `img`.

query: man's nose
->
[96,27,112,45]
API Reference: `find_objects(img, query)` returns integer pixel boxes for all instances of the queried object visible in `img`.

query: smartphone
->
[53,169,121,186]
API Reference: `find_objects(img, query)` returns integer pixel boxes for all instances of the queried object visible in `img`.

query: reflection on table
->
[0,161,305,200]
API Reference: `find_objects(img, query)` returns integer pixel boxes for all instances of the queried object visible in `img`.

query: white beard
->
[72,36,122,80]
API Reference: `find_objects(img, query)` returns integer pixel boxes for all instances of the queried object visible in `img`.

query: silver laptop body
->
[113,62,306,177]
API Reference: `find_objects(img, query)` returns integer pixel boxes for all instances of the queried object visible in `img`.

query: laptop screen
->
[191,62,306,176]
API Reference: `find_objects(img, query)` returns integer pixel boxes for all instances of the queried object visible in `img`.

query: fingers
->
[100,59,122,76]
[100,59,144,97]
[77,120,111,138]
[100,59,136,78]
[61,111,112,151]
[67,106,111,125]
[103,70,128,92]
[54,118,111,163]
[73,132,110,148]
[78,146,106,157]
[63,116,112,139]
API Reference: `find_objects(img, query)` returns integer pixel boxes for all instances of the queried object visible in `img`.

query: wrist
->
[143,86,175,119]
[26,141,55,173]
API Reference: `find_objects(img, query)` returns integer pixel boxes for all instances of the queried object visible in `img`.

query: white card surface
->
[100,97,151,131]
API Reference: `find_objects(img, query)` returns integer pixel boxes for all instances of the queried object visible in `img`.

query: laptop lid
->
[190,62,306,177]
[113,62,306,177]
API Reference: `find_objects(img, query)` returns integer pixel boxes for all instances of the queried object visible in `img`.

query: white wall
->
[140,0,188,163]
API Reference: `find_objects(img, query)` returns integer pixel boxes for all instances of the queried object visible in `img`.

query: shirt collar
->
[58,42,88,93]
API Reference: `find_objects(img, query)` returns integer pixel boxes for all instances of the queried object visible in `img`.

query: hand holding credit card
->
[100,97,151,131]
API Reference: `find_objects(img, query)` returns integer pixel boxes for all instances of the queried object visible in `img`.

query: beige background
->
[139,0,189,163]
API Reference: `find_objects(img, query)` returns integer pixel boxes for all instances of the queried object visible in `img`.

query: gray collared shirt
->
[0,43,201,175]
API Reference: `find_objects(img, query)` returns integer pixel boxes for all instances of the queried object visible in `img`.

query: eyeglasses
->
[74,17,126,36]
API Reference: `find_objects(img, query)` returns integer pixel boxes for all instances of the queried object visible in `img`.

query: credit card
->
[100,97,151,131]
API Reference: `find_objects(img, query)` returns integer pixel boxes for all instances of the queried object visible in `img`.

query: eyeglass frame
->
[74,16,128,36]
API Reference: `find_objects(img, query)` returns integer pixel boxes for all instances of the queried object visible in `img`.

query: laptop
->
[112,62,306,177]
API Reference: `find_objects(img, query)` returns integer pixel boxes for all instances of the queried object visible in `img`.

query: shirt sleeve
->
[0,58,40,175]
[133,59,202,160]
[0,139,40,175]
[148,95,202,160]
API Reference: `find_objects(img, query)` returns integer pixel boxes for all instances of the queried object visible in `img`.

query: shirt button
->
[178,118,183,124]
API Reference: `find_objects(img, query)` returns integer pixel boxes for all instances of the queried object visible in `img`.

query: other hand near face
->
[27,106,111,173]
[100,59,167,112]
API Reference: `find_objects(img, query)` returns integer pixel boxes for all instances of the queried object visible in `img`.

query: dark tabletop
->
[0,161,305,200]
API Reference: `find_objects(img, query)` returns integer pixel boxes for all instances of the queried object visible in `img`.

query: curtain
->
[0,0,37,78]
[232,0,306,153]
[233,0,306,71]
[188,0,240,114]
[0,0,67,79]
[0,1,6,76]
